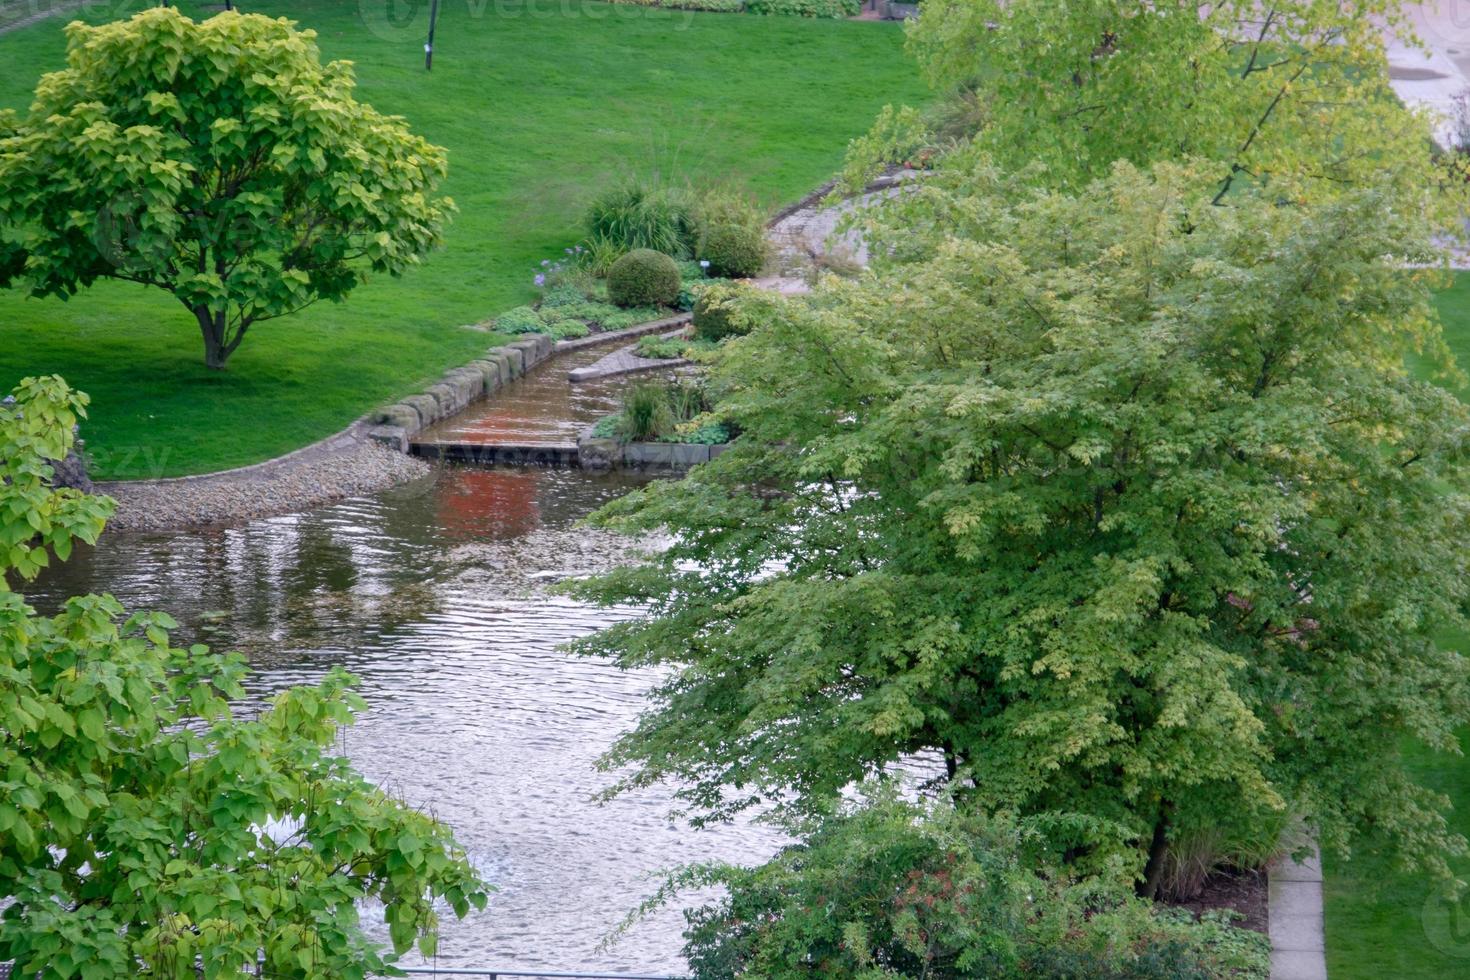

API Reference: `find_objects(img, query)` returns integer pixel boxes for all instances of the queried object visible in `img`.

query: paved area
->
[1269,842,1327,980]
[1386,3,1470,147]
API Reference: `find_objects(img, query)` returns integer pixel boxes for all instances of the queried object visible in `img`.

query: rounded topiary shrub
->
[698,222,769,279]
[606,248,682,309]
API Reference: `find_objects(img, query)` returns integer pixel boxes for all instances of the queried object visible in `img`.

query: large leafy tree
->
[1,377,489,978]
[570,163,1470,891]
[848,0,1445,211]
[0,8,453,369]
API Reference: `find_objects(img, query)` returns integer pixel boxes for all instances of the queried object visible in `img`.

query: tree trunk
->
[1137,802,1173,900]
[195,307,229,370]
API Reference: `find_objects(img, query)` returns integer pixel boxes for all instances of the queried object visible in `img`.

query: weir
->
[409,339,673,467]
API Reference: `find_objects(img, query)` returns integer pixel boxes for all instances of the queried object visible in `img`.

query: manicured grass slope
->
[0,0,927,476]
[1324,276,1470,978]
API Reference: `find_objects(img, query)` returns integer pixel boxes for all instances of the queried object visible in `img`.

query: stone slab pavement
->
[1270,844,1327,980]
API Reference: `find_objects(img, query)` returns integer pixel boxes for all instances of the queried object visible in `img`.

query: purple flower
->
[534,274,546,287]
[541,259,551,267]
[565,247,575,254]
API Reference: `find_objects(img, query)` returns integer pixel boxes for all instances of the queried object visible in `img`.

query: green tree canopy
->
[1,377,488,978]
[847,0,1446,211]
[0,8,453,369]
[671,790,1268,979]
[569,162,1470,890]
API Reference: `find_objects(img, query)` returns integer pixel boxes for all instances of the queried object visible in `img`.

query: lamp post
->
[425,0,440,70]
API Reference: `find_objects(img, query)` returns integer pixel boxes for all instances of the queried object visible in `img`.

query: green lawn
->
[0,0,927,477]
[1323,276,1470,977]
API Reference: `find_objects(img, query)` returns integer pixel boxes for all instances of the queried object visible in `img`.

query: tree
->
[667,790,1268,979]
[569,162,1470,890]
[846,0,1448,212]
[1,376,489,978]
[0,8,453,369]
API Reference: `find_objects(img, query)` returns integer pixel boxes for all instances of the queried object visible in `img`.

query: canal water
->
[23,357,781,974]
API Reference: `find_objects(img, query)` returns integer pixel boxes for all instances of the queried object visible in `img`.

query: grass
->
[1323,276,1470,977]
[0,0,927,477]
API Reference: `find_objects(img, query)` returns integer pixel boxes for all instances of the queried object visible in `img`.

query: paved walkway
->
[1270,842,1327,980]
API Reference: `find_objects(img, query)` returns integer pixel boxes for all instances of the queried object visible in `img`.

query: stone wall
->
[577,424,728,472]
[364,334,555,452]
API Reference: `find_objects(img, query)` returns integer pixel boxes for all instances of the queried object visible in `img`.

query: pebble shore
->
[98,443,430,533]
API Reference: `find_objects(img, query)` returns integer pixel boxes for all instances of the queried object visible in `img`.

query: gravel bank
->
[98,443,430,533]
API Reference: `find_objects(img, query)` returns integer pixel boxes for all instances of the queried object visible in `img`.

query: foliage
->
[692,281,774,341]
[637,334,693,359]
[694,189,771,278]
[584,179,696,258]
[746,0,860,17]
[543,317,591,340]
[495,305,547,334]
[540,283,592,309]
[670,791,1268,980]
[607,248,682,308]
[847,0,1449,215]
[617,382,677,442]
[663,420,731,445]
[606,377,720,443]
[0,0,926,479]
[0,8,452,369]
[568,162,1470,889]
[0,377,489,978]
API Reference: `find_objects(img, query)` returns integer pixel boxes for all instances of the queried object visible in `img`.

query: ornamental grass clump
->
[607,249,682,308]
[584,179,696,257]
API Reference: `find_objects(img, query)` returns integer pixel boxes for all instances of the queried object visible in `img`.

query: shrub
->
[543,318,590,340]
[692,282,774,341]
[617,382,676,442]
[539,284,589,308]
[584,179,695,257]
[745,0,859,16]
[636,335,690,360]
[495,305,546,334]
[694,190,770,278]
[580,233,630,277]
[607,249,682,308]
[676,793,1268,980]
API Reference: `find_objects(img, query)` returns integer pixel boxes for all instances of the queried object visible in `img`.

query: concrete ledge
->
[554,313,693,352]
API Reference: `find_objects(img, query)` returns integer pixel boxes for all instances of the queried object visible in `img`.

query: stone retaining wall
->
[364,334,555,452]
[577,424,728,471]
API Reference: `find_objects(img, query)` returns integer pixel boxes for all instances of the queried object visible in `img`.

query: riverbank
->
[99,442,430,534]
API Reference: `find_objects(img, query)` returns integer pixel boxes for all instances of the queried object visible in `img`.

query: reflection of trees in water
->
[436,467,542,541]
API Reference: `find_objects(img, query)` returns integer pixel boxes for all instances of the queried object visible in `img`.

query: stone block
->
[427,382,466,416]
[625,442,675,467]
[444,366,485,402]
[509,337,540,364]
[578,435,620,470]
[708,443,729,459]
[366,425,408,453]
[669,443,711,468]
[373,403,419,431]
[469,358,503,391]
[487,346,524,379]
[402,393,441,427]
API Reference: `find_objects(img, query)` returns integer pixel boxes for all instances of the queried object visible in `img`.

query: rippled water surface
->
[27,463,782,975]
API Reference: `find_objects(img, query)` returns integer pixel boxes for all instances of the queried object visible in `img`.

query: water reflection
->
[25,465,782,974]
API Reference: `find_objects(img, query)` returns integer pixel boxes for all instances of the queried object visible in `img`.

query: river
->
[24,417,781,976]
